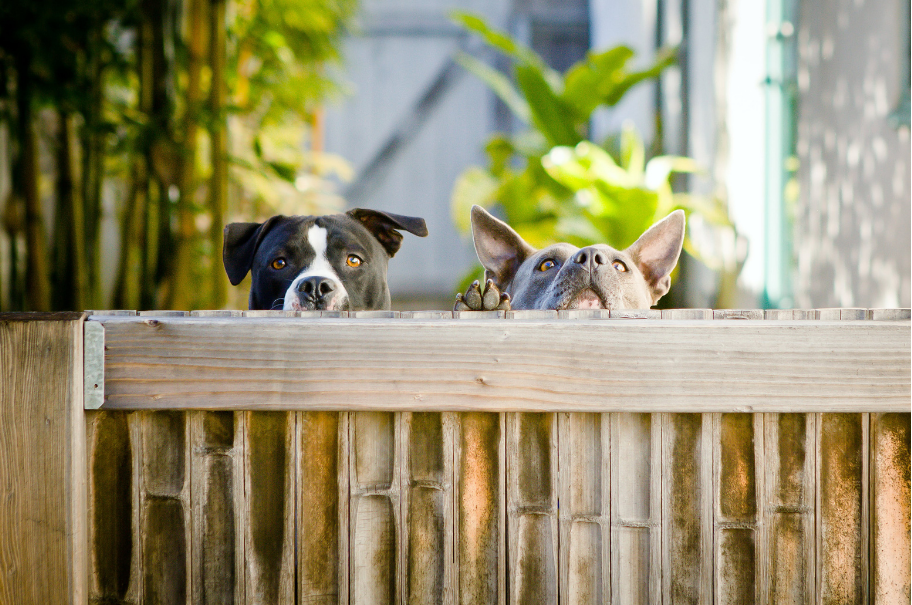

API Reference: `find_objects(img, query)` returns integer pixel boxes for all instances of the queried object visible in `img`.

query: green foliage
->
[450,11,736,287]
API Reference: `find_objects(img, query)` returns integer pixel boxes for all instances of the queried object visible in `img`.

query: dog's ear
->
[626,210,685,304]
[222,216,283,285]
[470,205,537,289]
[347,209,429,257]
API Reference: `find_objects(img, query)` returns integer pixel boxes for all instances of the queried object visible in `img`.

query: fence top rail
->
[78,309,911,413]
[82,307,912,320]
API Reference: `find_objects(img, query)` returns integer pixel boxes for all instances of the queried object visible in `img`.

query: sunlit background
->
[0,0,908,312]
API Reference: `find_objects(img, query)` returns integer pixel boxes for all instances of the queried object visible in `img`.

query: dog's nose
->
[297,276,335,300]
[572,247,607,269]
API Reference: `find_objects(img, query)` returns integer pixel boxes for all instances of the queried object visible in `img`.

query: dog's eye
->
[346,255,363,268]
[612,260,628,272]
[271,258,287,270]
[538,259,557,272]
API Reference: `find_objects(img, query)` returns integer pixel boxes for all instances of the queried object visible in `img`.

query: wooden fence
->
[0,309,909,604]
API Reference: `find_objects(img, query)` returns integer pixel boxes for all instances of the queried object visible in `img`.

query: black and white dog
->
[223,209,427,311]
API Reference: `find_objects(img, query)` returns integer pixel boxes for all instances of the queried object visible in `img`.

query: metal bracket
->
[84,320,105,410]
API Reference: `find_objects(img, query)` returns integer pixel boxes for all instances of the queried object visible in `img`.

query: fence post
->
[0,313,87,603]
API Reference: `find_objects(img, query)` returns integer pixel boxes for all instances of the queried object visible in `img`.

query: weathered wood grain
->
[0,315,87,604]
[244,412,296,603]
[817,413,868,604]
[298,411,348,605]
[402,412,455,605]
[762,413,816,604]
[94,318,910,412]
[140,411,191,604]
[662,413,713,605]
[190,411,242,604]
[870,413,911,604]
[558,413,609,605]
[714,413,761,604]
[86,411,137,602]
[350,412,401,605]
[507,412,558,605]
[454,413,505,605]
[610,413,661,605]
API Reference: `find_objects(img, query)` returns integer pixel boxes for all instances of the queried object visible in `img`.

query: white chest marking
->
[283,225,349,310]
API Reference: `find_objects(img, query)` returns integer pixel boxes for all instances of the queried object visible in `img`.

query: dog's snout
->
[572,247,607,268]
[297,276,336,299]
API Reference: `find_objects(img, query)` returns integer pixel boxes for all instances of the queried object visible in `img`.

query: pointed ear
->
[347,208,428,257]
[470,205,537,288]
[222,216,283,286]
[626,210,685,304]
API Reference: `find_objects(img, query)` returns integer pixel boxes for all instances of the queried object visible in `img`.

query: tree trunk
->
[209,0,228,309]
[15,49,50,311]
[82,21,106,310]
[53,110,87,311]
[165,0,207,310]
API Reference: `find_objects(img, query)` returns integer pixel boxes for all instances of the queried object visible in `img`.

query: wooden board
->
[0,314,87,604]
[93,318,910,412]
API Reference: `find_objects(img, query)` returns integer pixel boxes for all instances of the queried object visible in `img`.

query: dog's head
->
[470,205,685,310]
[223,209,428,311]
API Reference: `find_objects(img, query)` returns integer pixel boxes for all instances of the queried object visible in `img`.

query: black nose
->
[297,276,335,300]
[572,247,607,269]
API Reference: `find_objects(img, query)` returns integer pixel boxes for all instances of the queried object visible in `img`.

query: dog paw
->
[454,279,511,312]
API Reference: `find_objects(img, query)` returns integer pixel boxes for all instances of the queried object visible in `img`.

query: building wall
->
[324,0,588,307]
[795,0,911,307]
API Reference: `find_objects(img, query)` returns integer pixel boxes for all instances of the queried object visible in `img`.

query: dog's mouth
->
[563,288,606,310]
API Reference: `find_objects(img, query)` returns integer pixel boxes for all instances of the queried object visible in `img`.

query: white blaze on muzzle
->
[283,225,350,311]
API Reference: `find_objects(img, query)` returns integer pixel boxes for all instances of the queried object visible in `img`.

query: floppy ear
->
[347,208,429,257]
[470,205,537,289]
[625,210,686,304]
[222,216,283,286]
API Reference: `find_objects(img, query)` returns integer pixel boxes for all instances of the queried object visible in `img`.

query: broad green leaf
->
[561,46,635,117]
[515,65,580,147]
[450,11,560,87]
[602,46,677,106]
[455,53,530,124]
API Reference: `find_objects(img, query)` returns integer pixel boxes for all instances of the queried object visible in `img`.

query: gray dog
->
[455,205,685,311]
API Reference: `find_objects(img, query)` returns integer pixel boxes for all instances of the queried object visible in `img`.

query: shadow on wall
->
[795,0,911,308]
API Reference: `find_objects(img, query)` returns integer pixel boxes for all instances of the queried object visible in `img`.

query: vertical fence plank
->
[190,411,241,604]
[87,411,139,603]
[609,413,661,605]
[298,411,349,605]
[349,412,400,605]
[714,413,762,604]
[662,413,713,605]
[507,412,559,605]
[870,413,911,604]
[454,412,505,605]
[139,411,192,604]
[244,411,296,604]
[762,413,816,604]
[817,413,867,604]
[558,413,609,605]
[402,412,455,605]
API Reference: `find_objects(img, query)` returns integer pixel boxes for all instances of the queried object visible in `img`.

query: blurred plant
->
[0,0,356,312]
[450,12,743,301]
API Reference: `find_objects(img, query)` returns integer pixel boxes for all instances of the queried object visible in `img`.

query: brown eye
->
[538,259,556,272]
[346,255,362,268]
[612,260,628,272]
[271,258,287,270]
